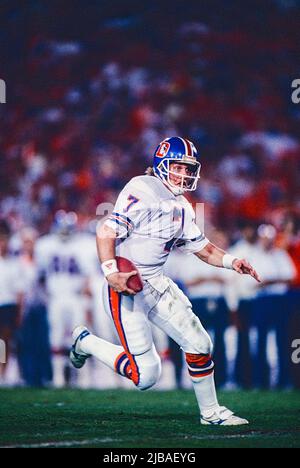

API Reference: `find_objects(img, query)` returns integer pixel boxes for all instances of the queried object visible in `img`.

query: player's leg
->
[68,296,92,388]
[252,296,270,388]
[48,298,68,387]
[90,276,124,389]
[150,322,176,390]
[148,278,248,425]
[71,277,124,371]
[72,282,161,390]
[234,299,253,389]
[70,286,125,375]
[148,281,218,414]
[108,284,162,390]
[212,297,229,388]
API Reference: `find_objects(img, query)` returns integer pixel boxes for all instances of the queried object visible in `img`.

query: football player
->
[36,211,91,387]
[71,137,260,425]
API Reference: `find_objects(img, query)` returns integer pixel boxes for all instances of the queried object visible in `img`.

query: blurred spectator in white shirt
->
[252,224,296,389]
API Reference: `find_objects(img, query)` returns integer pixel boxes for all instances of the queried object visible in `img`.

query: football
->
[116,256,143,293]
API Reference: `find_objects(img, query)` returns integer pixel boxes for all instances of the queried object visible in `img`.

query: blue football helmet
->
[153,137,201,195]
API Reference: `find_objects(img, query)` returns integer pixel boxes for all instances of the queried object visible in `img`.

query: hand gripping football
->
[115,256,143,293]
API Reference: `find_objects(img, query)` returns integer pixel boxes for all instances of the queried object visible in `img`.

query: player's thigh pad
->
[149,278,213,355]
[106,288,154,356]
[120,295,154,356]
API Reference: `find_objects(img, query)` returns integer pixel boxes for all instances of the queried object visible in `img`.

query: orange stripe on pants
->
[109,287,140,385]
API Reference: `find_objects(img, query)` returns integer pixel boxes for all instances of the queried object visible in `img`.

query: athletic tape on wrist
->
[222,254,236,270]
[101,259,119,277]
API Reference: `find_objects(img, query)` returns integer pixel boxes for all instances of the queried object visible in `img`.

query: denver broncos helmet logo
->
[156,141,170,158]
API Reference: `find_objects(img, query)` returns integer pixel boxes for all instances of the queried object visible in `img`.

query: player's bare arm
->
[195,241,261,283]
[96,223,137,295]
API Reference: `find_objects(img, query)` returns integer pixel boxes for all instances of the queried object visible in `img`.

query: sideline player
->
[71,137,260,425]
[36,211,91,387]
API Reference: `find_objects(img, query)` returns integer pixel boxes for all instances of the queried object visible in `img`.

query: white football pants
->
[102,274,213,390]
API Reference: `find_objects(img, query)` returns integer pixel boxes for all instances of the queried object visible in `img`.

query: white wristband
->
[101,259,119,277]
[222,254,237,270]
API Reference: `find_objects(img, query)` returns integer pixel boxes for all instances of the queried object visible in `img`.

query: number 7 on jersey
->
[124,194,140,213]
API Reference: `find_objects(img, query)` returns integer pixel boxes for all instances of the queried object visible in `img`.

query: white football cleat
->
[201,406,249,426]
[70,326,91,369]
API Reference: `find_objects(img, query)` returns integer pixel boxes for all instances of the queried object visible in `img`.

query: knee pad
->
[135,345,162,391]
[181,312,214,355]
[194,330,214,355]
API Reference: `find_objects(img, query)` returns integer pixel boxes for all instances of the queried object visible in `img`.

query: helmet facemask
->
[155,159,201,195]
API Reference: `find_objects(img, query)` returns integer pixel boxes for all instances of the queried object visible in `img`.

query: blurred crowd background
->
[0,0,300,390]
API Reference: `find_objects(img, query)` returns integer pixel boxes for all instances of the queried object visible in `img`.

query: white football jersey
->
[35,233,91,297]
[104,175,209,279]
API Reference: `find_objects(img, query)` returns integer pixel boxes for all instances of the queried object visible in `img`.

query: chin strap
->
[163,179,185,196]
[154,171,185,196]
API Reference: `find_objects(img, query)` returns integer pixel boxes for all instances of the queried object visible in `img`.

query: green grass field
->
[0,388,299,448]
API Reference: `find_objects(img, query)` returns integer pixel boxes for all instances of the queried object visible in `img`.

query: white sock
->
[80,334,124,371]
[191,372,219,417]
